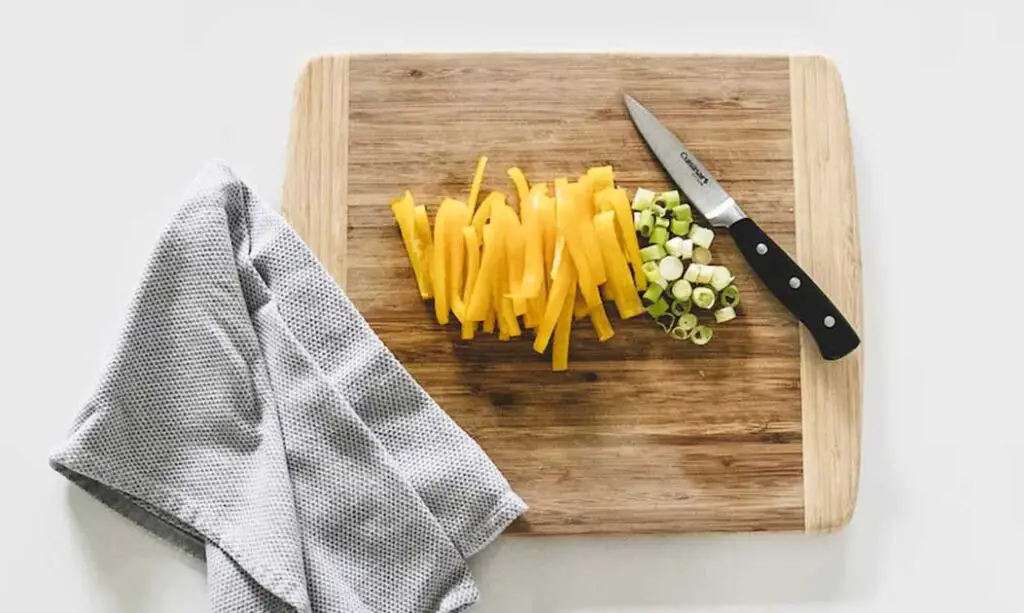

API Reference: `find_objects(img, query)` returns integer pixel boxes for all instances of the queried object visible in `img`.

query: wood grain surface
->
[282,53,862,535]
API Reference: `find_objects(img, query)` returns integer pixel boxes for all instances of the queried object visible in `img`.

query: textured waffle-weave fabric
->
[49,161,527,613]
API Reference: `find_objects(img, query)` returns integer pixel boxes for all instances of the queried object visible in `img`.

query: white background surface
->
[1,0,1022,611]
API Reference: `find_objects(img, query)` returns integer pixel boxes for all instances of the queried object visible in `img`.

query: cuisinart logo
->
[680,151,710,186]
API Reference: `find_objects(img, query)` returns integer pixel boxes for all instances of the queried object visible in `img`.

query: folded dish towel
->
[50,161,527,613]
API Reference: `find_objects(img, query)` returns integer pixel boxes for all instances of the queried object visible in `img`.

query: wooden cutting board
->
[281,54,863,535]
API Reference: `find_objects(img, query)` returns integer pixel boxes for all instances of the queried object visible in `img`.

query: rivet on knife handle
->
[729,218,860,360]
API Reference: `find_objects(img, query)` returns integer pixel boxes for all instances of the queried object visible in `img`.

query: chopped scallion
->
[720,284,741,308]
[632,187,655,211]
[645,298,670,318]
[656,314,676,333]
[655,217,670,228]
[656,190,681,209]
[691,325,713,345]
[650,226,669,246]
[671,299,690,317]
[658,256,685,281]
[696,264,714,285]
[633,211,641,227]
[693,246,712,265]
[692,286,715,309]
[642,261,664,286]
[710,266,734,291]
[672,204,693,222]
[670,326,691,340]
[664,236,686,257]
[670,219,691,237]
[689,225,715,249]
[683,262,700,283]
[640,244,666,262]
[643,283,664,303]
[652,204,667,218]
[679,238,694,259]
[676,312,698,331]
[714,306,737,323]
[671,279,692,301]
[638,209,655,237]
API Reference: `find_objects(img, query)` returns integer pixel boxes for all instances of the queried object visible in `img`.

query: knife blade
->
[623,93,860,361]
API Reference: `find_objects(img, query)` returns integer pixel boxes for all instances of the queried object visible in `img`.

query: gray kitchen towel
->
[50,161,527,613]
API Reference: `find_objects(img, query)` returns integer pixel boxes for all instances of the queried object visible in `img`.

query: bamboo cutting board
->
[281,54,863,535]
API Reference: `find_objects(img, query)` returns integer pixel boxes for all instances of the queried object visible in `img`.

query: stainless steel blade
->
[623,94,746,228]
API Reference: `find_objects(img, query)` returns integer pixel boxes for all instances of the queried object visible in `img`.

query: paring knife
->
[623,94,860,361]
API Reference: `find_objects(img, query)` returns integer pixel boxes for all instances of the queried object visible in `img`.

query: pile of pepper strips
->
[391,158,648,371]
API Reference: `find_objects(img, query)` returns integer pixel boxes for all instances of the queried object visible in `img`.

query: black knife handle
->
[729,218,860,361]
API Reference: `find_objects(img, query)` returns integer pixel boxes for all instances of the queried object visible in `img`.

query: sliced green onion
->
[689,225,715,249]
[645,298,670,318]
[670,326,691,340]
[664,236,686,257]
[651,204,667,218]
[632,188,655,211]
[683,262,700,283]
[640,244,666,262]
[671,279,692,301]
[656,190,681,209]
[655,217,671,228]
[714,306,737,323]
[710,266,734,291]
[650,226,669,246]
[691,325,713,345]
[693,246,712,265]
[696,264,714,284]
[670,219,691,237]
[676,312,698,331]
[679,239,693,260]
[656,314,676,332]
[642,261,664,285]
[638,209,655,237]
[720,284,741,308]
[658,256,685,281]
[692,286,715,309]
[643,283,665,303]
[633,211,641,227]
[672,204,693,221]
[671,298,690,317]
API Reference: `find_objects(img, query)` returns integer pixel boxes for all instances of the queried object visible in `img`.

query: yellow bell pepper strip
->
[507,166,530,208]
[555,179,602,308]
[539,195,557,280]
[445,199,470,322]
[472,191,502,238]
[596,187,647,290]
[570,181,607,286]
[499,330,511,341]
[466,224,501,321]
[601,281,616,302]
[413,205,434,296]
[576,174,595,219]
[594,210,645,319]
[467,156,488,215]
[495,205,528,316]
[573,291,589,320]
[391,191,432,299]
[588,302,615,342]
[460,226,481,340]
[515,185,547,300]
[586,165,615,193]
[431,199,454,325]
[482,308,496,334]
[551,273,577,372]
[533,255,577,354]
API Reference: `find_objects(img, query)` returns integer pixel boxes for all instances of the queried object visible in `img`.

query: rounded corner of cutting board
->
[788,55,864,534]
